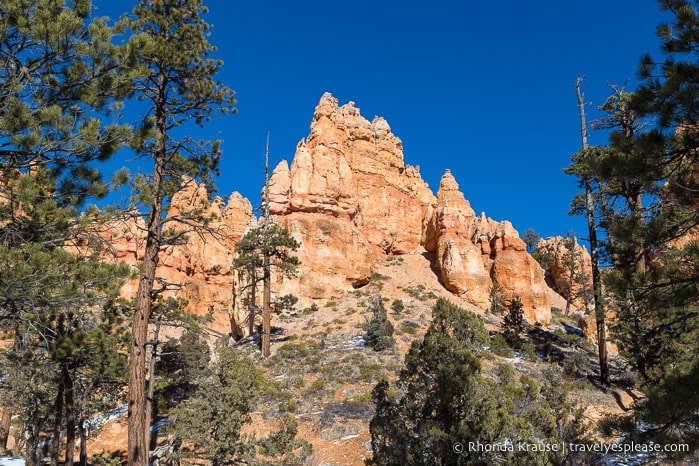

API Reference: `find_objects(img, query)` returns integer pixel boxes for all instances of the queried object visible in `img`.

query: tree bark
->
[0,406,11,454]
[262,252,271,358]
[78,421,88,466]
[262,135,272,358]
[147,320,162,452]
[64,364,76,466]
[249,266,257,337]
[49,378,64,465]
[576,77,610,386]
[128,70,166,466]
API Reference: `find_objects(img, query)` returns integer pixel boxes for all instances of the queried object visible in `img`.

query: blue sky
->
[98,1,668,244]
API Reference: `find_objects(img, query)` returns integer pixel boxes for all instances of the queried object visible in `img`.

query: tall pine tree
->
[122,1,235,464]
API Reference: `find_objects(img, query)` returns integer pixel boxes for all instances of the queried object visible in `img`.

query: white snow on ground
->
[0,457,24,466]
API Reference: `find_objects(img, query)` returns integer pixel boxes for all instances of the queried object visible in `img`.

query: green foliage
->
[404,284,439,301]
[522,228,540,254]
[564,3,699,455]
[89,456,123,466]
[532,248,554,271]
[502,297,526,349]
[390,299,404,314]
[167,343,259,465]
[273,294,299,315]
[234,223,300,274]
[157,330,211,384]
[364,295,395,352]
[369,298,589,465]
[0,0,131,190]
[601,359,699,458]
[489,334,514,358]
[248,414,313,465]
[488,282,505,315]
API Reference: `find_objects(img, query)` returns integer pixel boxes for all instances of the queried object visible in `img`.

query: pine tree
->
[522,228,540,254]
[167,343,259,466]
[567,2,699,457]
[121,1,235,463]
[233,222,300,357]
[502,296,525,349]
[369,298,588,465]
[0,2,132,464]
[565,77,610,386]
[364,294,395,351]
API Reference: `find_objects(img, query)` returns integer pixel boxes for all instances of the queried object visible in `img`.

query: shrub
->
[489,282,505,314]
[490,334,514,357]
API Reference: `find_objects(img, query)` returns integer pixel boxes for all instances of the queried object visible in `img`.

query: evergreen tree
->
[567,2,699,457]
[247,414,313,465]
[522,228,540,254]
[364,294,395,352]
[233,222,300,357]
[566,77,610,386]
[167,343,259,466]
[502,296,525,350]
[488,281,505,315]
[0,2,132,464]
[369,298,587,465]
[121,1,235,463]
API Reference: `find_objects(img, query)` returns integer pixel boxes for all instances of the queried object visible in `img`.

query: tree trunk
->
[261,134,272,358]
[576,77,610,386]
[147,321,161,453]
[633,191,646,273]
[565,253,574,316]
[129,271,153,466]
[128,71,166,466]
[49,378,64,465]
[249,266,257,337]
[78,420,88,466]
[63,364,76,466]
[0,406,11,453]
[25,424,40,466]
[262,252,271,358]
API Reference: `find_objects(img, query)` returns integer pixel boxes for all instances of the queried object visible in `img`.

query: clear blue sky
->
[98,0,668,244]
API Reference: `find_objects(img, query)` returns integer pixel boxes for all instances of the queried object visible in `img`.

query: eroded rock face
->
[106,179,254,333]
[268,92,434,255]
[537,236,593,311]
[275,213,375,304]
[422,170,551,325]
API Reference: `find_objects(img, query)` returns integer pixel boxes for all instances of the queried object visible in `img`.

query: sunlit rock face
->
[422,170,551,326]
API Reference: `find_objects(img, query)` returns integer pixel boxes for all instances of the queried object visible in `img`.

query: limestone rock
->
[422,170,551,325]
[105,180,255,334]
[267,92,434,255]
